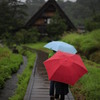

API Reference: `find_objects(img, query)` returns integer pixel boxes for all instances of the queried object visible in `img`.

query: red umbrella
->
[43,51,88,85]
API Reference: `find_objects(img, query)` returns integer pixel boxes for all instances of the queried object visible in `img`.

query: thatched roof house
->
[25,0,76,34]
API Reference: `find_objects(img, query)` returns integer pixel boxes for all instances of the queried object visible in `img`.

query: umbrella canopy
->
[44,41,77,54]
[43,51,88,85]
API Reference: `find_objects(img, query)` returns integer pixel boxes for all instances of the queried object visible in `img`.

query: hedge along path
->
[24,47,74,100]
[0,56,27,100]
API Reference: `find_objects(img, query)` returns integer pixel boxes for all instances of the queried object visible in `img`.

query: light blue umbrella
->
[44,41,77,54]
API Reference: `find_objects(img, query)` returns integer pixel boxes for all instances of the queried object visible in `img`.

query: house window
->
[47,18,51,24]
[44,19,47,24]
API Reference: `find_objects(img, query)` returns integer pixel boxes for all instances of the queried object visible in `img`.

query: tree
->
[85,14,100,31]
[47,11,67,40]
[25,0,45,20]
[9,0,27,28]
[14,28,40,44]
[0,0,27,37]
[0,0,12,36]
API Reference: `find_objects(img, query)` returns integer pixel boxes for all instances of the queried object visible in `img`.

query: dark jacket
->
[55,82,69,95]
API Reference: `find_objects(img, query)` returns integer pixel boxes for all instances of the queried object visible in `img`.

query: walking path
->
[24,50,74,100]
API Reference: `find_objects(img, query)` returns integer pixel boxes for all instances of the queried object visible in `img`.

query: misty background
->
[22,0,100,26]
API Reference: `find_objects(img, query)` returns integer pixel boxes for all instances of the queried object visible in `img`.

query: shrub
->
[85,14,100,31]
[15,28,40,44]
[0,47,22,88]
[61,29,100,59]
[47,11,67,40]
[9,50,36,100]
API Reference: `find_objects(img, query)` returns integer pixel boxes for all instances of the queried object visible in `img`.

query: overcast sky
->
[21,0,77,2]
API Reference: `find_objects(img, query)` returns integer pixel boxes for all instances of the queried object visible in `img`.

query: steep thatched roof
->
[25,0,76,30]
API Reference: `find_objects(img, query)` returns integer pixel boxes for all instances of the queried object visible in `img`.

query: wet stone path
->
[24,50,74,100]
[0,56,27,100]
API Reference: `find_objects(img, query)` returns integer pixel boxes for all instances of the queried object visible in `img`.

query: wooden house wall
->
[43,12,55,17]
[33,11,56,26]
[34,18,44,25]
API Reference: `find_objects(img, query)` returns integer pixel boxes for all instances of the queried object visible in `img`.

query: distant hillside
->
[25,0,100,26]
[58,0,100,26]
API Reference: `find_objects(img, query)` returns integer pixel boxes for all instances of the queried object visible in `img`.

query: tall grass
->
[24,42,51,53]
[62,30,100,100]
[9,50,36,100]
[71,59,100,100]
[24,42,46,50]
[0,47,22,88]
[62,30,100,54]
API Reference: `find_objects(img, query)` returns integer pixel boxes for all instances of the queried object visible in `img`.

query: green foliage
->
[70,58,100,100]
[9,50,36,100]
[0,1,12,35]
[2,28,40,46]
[62,30,100,58]
[61,30,100,100]
[85,14,100,31]
[0,47,22,88]
[78,60,100,100]
[24,42,46,50]
[1,32,14,46]
[47,11,67,40]
[15,28,40,44]
[0,0,27,36]
[80,30,100,55]
[58,0,100,26]
[62,32,81,45]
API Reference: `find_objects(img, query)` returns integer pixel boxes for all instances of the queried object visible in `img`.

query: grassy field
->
[70,59,100,100]
[24,42,51,53]
[0,46,22,88]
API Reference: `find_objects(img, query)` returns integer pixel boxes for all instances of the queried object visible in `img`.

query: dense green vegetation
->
[62,29,100,63]
[71,59,100,100]
[0,46,22,88]
[9,48,36,100]
[85,14,100,31]
[2,28,40,46]
[61,29,100,99]
[14,28,40,44]
[47,11,67,40]
[58,0,100,26]
[25,42,46,50]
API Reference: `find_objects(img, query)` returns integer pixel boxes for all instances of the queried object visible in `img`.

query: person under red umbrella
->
[44,51,88,100]
[55,82,69,100]
[48,50,56,100]
[44,51,88,86]
[48,51,69,100]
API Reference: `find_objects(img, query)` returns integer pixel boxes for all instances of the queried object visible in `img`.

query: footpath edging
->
[24,53,38,100]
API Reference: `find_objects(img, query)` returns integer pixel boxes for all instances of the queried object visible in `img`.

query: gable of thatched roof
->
[25,0,76,30]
